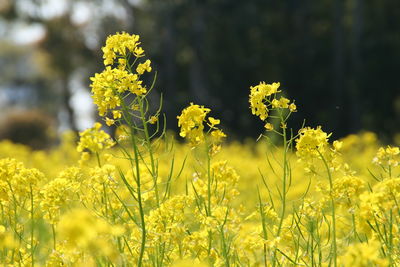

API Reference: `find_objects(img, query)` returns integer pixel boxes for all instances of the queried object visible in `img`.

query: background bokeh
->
[0,0,399,148]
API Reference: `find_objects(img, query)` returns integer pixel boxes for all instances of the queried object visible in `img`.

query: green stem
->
[95,152,101,167]
[277,120,288,236]
[220,227,230,267]
[207,150,212,216]
[318,150,337,267]
[257,188,268,266]
[138,97,160,207]
[350,209,360,241]
[30,186,34,267]
[51,224,56,250]
[118,93,147,267]
[133,134,147,267]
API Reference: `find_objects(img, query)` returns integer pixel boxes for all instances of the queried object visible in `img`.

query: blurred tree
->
[0,0,134,131]
[0,110,55,150]
[0,39,58,114]
[139,0,399,140]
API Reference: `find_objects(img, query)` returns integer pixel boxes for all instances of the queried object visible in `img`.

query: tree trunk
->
[189,2,209,104]
[61,76,77,132]
[350,0,363,132]
[333,0,345,133]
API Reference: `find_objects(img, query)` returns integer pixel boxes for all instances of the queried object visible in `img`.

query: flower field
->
[0,33,399,266]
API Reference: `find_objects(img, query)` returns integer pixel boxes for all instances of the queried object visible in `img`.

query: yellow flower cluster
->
[177,103,226,149]
[90,67,145,116]
[294,126,346,174]
[331,175,365,205]
[295,126,331,159]
[136,59,152,74]
[0,158,44,204]
[373,145,399,168]
[339,240,388,267]
[0,128,396,266]
[102,32,144,66]
[90,32,152,119]
[57,208,124,261]
[177,103,210,144]
[40,167,81,224]
[77,122,115,161]
[0,225,16,249]
[249,82,281,120]
[249,81,296,130]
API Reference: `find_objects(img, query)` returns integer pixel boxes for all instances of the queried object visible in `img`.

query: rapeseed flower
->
[295,126,331,163]
[178,103,226,149]
[77,122,115,155]
[373,145,399,168]
[249,82,297,131]
[57,208,124,260]
[102,32,143,66]
[339,240,388,267]
[90,66,145,116]
[249,81,280,121]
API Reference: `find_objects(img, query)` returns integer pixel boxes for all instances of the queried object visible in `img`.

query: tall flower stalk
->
[249,81,297,265]
[89,32,162,266]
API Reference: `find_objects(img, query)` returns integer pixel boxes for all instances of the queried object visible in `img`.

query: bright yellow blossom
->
[77,122,115,156]
[373,145,399,168]
[339,240,388,267]
[208,117,220,127]
[102,32,143,66]
[90,66,145,116]
[57,208,124,259]
[177,103,211,146]
[136,59,152,74]
[289,102,297,112]
[105,117,115,126]
[249,81,280,120]
[295,126,331,160]
[264,122,274,131]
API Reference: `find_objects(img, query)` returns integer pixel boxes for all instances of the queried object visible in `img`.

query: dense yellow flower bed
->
[0,32,399,266]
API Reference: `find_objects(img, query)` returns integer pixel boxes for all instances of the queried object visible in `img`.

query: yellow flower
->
[77,122,115,154]
[373,145,399,167]
[278,97,290,108]
[115,124,130,141]
[271,98,280,108]
[289,102,297,112]
[105,117,115,126]
[171,259,208,267]
[177,103,211,146]
[57,208,124,259]
[211,129,226,144]
[102,32,142,66]
[208,117,220,127]
[81,151,90,161]
[0,225,16,249]
[90,66,145,116]
[40,167,81,224]
[149,115,158,124]
[249,81,280,121]
[339,240,388,267]
[333,140,343,151]
[295,126,331,160]
[332,175,365,205]
[112,110,122,119]
[264,123,274,131]
[136,59,152,75]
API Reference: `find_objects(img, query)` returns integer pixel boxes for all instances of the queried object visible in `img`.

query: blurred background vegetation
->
[0,0,399,148]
